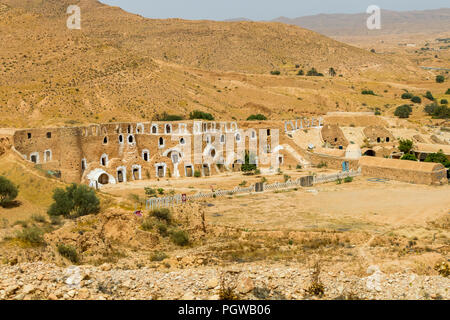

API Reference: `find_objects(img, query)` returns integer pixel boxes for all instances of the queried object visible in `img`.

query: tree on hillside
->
[362,89,376,95]
[241,151,257,172]
[401,92,413,99]
[436,75,445,83]
[247,114,267,121]
[153,112,184,121]
[48,184,100,219]
[306,68,324,77]
[329,68,336,77]
[398,139,414,154]
[424,103,450,119]
[411,96,422,104]
[400,153,418,161]
[189,110,214,121]
[425,91,435,101]
[394,105,412,118]
[0,176,18,207]
[425,151,450,178]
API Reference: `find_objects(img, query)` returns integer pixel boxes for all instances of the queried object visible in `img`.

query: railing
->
[313,168,361,184]
[145,170,361,210]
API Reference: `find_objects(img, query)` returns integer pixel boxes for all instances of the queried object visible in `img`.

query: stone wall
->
[359,157,448,185]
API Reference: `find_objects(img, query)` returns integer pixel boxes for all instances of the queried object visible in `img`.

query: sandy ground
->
[202,177,450,232]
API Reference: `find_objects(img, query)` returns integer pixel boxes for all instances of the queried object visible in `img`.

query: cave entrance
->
[98,173,109,185]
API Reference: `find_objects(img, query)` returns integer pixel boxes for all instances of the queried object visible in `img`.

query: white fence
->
[145,170,361,210]
[313,168,361,184]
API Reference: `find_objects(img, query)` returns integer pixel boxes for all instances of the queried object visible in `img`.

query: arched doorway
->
[98,173,109,185]
[364,150,376,157]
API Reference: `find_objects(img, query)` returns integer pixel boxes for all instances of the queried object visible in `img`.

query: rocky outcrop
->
[0,262,448,300]
[0,136,12,157]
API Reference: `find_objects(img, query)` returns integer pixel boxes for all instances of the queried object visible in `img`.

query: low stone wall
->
[359,157,448,185]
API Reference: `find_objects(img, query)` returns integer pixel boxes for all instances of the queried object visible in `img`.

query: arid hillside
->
[0,0,432,128]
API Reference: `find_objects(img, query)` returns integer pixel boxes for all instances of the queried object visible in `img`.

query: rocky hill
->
[0,0,427,127]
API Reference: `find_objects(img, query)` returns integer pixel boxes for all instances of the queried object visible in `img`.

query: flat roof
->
[359,156,446,173]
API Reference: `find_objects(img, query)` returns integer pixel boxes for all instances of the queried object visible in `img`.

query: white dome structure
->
[345,144,362,159]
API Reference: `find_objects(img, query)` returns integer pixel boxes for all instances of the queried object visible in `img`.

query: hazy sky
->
[99,0,449,20]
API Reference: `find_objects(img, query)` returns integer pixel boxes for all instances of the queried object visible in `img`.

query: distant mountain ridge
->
[224,9,450,37]
[272,8,450,36]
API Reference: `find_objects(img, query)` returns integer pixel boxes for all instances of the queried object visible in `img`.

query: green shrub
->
[424,102,439,115]
[194,170,201,178]
[246,114,267,121]
[153,112,184,121]
[434,105,450,119]
[425,151,450,169]
[12,220,28,228]
[151,208,172,223]
[296,164,302,170]
[297,70,304,76]
[144,187,157,197]
[171,230,189,246]
[31,214,47,223]
[329,68,336,77]
[344,177,353,183]
[150,251,168,262]
[241,152,257,172]
[401,153,418,161]
[401,92,413,99]
[156,221,169,237]
[425,91,435,101]
[189,110,215,121]
[306,68,324,76]
[446,88,450,95]
[47,184,100,219]
[141,217,154,231]
[399,139,414,154]
[0,176,18,207]
[411,96,422,104]
[15,226,45,246]
[425,103,450,119]
[394,105,412,118]
[57,243,79,264]
[441,99,448,105]
[270,70,280,75]
[436,75,445,83]
[361,90,375,95]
